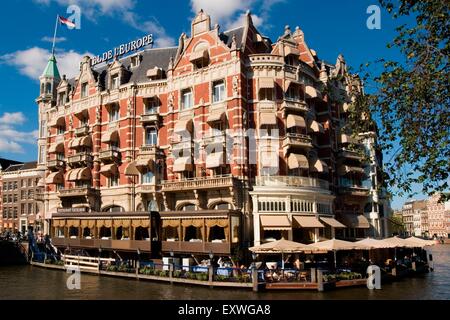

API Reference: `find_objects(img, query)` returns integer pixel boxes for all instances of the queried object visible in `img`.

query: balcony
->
[140,112,160,125]
[338,185,370,197]
[172,141,193,152]
[99,148,121,163]
[47,159,65,171]
[249,54,284,68]
[281,99,309,114]
[162,241,232,255]
[68,152,93,167]
[136,184,157,194]
[282,133,313,151]
[58,187,97,198]
[161,175,238,192]
[255,176,329,190]
[203,133,226,146]
[339,149,364,161]
[256,101,277,113]
[74,125,89,137]
[52,238,152,252]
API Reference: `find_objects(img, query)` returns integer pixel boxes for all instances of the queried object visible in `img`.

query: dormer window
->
[130,56,140,68]
[285,55,297,66]
[58,92,66,106]
[81,82,88,98]
[190,43,209,70]
[111,74,120,90]
[80,116,88,127]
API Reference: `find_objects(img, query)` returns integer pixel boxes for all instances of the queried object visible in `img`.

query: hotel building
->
[36,10,389,259]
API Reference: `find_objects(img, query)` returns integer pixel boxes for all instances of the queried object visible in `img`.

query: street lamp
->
[209,251,214,260]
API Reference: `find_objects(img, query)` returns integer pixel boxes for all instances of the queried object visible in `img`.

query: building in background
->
[36,10,390,260]
[0,162,45,233]
[0,158,22,233]
[427,194,450,239]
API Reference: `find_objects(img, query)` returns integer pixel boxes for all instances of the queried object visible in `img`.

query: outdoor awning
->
[66,169,80,182]
[206,152,224,169]
[207,111,226,124]
[339,213,370,229]
[77,168,92,181]
[309,120,324,133]
[101,130,119,143]
[124,161,140,176]
[338,165,365,176]
[190,49,209,63]
[69,138,80,149]
[284,46,300,57]
[48,116,65,128]
[288,153,309,169]
[305,85,321,99]
[135,158,154,172]
[310,159,329,173]
[320,217,347,228]
[284,80,301,92]
[293,216,324,228]
[286,114,306,129]
[99,164,119,177]
[260,215,291,231]
[79,136,92,148]
[48,142,64,154]
[46,172,63,184]
[259,78,275,89]
[259,113,277,127]
[174,119,193,134]
[173,156,193,172]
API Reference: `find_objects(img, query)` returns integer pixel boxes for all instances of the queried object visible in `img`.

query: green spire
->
[42,54,61,79]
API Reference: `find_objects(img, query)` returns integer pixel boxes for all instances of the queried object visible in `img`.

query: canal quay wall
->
[28,254,397,292]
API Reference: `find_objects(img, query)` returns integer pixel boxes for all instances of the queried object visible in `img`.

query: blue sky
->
[0,0,421,208]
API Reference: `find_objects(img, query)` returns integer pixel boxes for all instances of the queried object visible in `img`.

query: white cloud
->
[0,112,26,125]
[0,115,38,155]
[0,141,25,154]
[190,0,284,30]
[41,36,67,43]
[0,47,92,80]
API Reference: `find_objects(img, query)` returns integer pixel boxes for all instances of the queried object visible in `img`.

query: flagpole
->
[52,14,59,56]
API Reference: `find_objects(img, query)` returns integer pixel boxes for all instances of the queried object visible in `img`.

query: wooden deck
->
[265,282,318,290]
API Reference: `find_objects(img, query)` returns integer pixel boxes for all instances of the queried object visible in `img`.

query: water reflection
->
[0,245,448,300]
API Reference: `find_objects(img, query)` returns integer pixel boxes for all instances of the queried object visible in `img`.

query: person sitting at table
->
[294,258,301,270]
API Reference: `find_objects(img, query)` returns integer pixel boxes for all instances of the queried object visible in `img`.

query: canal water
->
[0,245,449,300]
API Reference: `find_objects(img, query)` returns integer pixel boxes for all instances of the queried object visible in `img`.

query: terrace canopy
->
[308,239,370,268]
[404,237,435,247]
[355,237,397,249]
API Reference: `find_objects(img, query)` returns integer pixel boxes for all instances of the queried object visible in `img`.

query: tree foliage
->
[352,0,450,200]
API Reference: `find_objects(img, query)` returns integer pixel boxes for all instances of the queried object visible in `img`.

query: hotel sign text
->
[91,34,153,66]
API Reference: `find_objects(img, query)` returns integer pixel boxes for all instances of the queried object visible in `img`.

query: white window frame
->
[181,89,193,110]
[212,80,226,103]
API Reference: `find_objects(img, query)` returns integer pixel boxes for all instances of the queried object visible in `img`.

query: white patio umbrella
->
[249,239,314,269]
[404,236,436,247]
[308,239,370,268]
[356,237,397,249]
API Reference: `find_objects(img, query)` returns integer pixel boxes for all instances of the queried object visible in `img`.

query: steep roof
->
[42,54,61,79]
[0,158,21,171]
[1,161,37,173]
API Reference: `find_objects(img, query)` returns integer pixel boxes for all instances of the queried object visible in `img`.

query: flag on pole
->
[59,16,76,29]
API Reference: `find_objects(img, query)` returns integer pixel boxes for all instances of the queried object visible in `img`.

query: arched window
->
[82,227,91,238]
[45,83,52,94]
[179,204,196,211]
[134,226,149,240]
[102,205,124,212]
[214,203,231,210]
[99,226,112,238]
[69,226,78,237]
